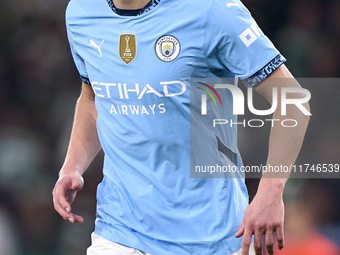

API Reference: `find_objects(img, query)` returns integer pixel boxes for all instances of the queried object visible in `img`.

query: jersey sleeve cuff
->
[81,75,91,85]
[241,54,286,87]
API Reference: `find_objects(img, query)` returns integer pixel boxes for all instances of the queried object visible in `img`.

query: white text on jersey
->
[91,80,186,99]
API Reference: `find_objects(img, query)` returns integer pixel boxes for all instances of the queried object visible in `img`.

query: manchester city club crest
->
[155,35,180,62]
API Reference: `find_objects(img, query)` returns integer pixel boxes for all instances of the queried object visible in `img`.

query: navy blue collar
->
[106,0,161,16]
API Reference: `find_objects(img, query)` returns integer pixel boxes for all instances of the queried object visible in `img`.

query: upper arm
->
[78,82,97,121]
[66,19,90,85]
[80,82,95,101]
[206,0,285,86]
[254,64,303,104]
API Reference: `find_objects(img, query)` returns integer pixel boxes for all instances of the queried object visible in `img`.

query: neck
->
[112,0,151,9]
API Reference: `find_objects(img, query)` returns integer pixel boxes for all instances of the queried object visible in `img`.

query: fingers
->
[265,229,274,255]
[254,228,263,255]
[53,184,70,217]
[69,213,84,224]
[54,180,72,211]
[53,189,84,223]
[238,221,281,255]
[52,175,84,224]
[55,184,71,210]
[276,225,284,250]
[241,228,252,255]
[235,220,245,238]
[53,199,83,223]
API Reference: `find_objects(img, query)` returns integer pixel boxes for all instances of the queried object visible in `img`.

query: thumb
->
[235,220,245,238]
[70,176,84,191]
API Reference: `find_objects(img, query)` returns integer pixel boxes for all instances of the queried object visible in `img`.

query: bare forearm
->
[257,68,310,192]
[60,83,101,176]
[253,65,310,193]
[259,103,310,190]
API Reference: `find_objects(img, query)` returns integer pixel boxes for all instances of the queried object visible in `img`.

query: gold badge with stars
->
[119,34,136,64]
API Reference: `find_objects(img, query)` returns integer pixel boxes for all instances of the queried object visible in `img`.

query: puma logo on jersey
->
[226,3,240,8]
[89,39,104,57]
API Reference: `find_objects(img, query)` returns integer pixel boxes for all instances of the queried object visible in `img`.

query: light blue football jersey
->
[66,0,285,254]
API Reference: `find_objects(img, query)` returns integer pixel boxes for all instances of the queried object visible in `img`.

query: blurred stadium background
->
[0,0,339,254]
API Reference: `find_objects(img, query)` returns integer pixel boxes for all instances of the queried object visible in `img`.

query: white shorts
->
[87,232,255,255]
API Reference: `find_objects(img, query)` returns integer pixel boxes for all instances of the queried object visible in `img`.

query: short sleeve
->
[205,0,286,87]
[66,20,91,85]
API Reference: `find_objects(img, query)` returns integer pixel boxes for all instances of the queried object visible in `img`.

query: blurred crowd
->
[0,0,339,254]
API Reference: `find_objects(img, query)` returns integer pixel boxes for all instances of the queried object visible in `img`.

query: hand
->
[52,171,84,224]
[235,184,285,255]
